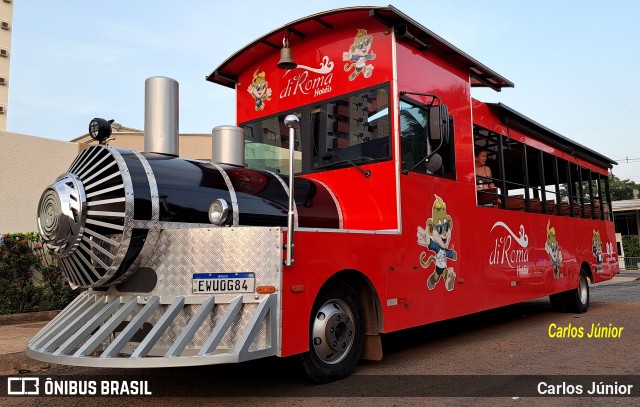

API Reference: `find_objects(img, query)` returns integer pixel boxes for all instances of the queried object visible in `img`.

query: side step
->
[27,292,278,367]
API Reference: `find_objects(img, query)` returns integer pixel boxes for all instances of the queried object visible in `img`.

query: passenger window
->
[473,124,613,221]
[473,126,501,207]
[542,153,559,215]
[502,138,527,211]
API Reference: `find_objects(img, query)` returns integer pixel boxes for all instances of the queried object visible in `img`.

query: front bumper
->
[27,226,283,367]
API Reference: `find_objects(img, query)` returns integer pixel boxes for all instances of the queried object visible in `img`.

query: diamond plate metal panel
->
[130,226,283,297]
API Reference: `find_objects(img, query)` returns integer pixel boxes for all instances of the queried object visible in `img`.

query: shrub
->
[622,235,640,258]
[0,232,79,314]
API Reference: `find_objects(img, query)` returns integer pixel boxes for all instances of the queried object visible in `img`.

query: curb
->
[0,310,60,326]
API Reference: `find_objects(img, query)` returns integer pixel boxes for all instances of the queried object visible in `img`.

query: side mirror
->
[428,105,450,146]
[425,153,443,173]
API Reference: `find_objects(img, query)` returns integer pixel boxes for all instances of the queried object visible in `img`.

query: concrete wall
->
[76,132,213,161]
[0,131,78,233]
[1,128,214,233]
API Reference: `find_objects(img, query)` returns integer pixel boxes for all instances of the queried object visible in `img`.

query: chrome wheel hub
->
[37,173,86,256]
[311,299,355,364]
[579,276,588,304]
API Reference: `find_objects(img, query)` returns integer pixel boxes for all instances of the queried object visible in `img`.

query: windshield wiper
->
[314,156,374,178]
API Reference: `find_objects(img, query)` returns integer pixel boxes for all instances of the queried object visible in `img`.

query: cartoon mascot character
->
[592,230,603,273]
[247,68,272,111]
[342,29,376,81]
[545,220,563,279]
[417,195,457,291]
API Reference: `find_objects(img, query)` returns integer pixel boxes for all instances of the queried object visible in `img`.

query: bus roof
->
[206,5,514,91]
[486,102,617,169]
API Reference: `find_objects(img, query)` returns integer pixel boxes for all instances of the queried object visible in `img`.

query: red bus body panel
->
[218,8,618,357]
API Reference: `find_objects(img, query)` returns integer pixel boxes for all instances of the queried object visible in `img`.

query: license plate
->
[192,273,255,294]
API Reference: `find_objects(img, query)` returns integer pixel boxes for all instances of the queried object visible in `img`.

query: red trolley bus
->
[28,6,618,382]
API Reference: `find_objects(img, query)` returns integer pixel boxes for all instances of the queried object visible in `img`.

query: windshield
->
[240,84,390,175]
[242,112,302,174]
[311,86,390,169]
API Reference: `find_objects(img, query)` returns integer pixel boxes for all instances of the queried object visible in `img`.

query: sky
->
[5,1,640,181]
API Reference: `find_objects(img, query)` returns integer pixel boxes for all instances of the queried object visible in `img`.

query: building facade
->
[0,0,13,131]
[72,123,213,161]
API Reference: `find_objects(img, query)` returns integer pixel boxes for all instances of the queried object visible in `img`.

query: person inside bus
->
[475,148,501,206]
[475,149,495,190]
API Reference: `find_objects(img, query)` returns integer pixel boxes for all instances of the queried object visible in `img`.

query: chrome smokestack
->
[144,76,179,156]
[212,125,245,167]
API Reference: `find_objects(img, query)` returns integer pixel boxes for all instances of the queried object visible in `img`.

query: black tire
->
[549,292,565,312]
[562,271,590,313]
[301,282,365,383]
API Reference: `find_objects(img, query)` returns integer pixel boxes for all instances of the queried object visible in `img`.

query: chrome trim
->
[212,125,245,167]
[132,151,160,221]
[144,76,179,156]
[128,220,212,230]
[100,147,135,283]
[310,298,355,364]
[209,199,230,225]
[210,163,240,226]
[43,145,137,288]
[391,28,403,235]
[284,115,299,267]
[37,172,87,257]
[110,151,161,285]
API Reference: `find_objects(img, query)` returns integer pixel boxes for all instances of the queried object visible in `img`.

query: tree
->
[609,174,640,201]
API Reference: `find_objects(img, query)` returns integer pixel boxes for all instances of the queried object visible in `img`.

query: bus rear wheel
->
[564,271,589,313]
[301,282,365,383]
[550,271,589,313]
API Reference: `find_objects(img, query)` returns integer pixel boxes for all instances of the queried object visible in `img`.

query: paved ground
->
[0,319,55,375]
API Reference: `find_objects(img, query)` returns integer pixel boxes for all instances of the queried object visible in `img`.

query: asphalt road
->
[3,278,640,406]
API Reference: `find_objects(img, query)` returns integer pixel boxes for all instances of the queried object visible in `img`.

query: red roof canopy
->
[206,5,514,91]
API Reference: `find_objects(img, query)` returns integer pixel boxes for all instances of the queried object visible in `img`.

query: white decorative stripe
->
[283,56,334,76]
[265,171,298,228]
[490,222,529,247]
[132,151,159,221]
[110,151,162,285]
[210,163,239,226]
[313,179,343,229]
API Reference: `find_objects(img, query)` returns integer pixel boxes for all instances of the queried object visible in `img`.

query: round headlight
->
[88,118,114,144]
[209,199,230,225]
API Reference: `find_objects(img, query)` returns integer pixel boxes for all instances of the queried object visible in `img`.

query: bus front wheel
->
[301,282,365,383]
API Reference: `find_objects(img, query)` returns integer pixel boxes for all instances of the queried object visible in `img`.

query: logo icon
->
[7,377,40,395]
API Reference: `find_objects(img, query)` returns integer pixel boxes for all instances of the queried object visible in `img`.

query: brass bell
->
[277,36,297,70]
